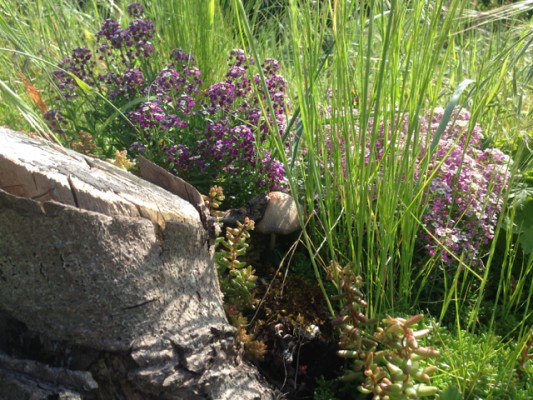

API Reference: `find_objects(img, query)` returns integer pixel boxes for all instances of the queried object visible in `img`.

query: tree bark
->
[0,128,280,399]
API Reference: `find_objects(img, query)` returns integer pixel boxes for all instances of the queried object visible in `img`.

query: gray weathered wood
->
[0,127,279,399]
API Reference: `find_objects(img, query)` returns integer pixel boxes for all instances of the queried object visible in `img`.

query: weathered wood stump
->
[0,128,279,399]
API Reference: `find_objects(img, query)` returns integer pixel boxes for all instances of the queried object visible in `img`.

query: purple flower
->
[51,47,95,98]
[130,141,147,153]
[161,114,187,131]
[151,67,183,94]
[175,94,197,115]
[228,48,254,68]
[317,105,510,267]
[128,101,165,128]
[97,19,129,51]
[96,10,154,59]
[127,3,145,18]
[182,67,203,94]
[226,66,247,80]
[170,49,196,68]
[259,151,286,190]
[207,81,235,113]
[121,68,145,92]
[127,19,155,57]
[43,109,65,133]
[262,58,281,75]
[53,34,288,200]
[100,68,145,100]
[418,109,510,266]
[165,144,191,171]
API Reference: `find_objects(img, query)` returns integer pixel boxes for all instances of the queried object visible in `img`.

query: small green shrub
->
[429,326,533,399]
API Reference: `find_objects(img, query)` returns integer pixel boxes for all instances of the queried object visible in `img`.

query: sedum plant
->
[358,315,441,399]
[204,185,265,361]
[206,185,258,311]
[215,217,267,362]
[202,185,226,222]
[328,262,441,399]
[216,216,258,309]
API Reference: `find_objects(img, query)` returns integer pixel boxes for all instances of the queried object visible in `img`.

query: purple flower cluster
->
[204,48,288,140]
[99,68,146,100]
[170,48,196,68]
[319,106,511,267]
[96,3,154,59]
[127,2,145,18]
[128,101,165,129]
[43,109,66,134]
[51,3,153,102]
[127,48,288,195]
[418,108,511,266]
[52,46,95,98]
[47,3,287,203]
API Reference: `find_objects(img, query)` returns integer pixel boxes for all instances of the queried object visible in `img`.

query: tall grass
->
[0,1,96,132]
[272,0,532,323]
[144,0,235,83]
[0,0,235,134]
[255,0,490,311]
[233,0,532,393]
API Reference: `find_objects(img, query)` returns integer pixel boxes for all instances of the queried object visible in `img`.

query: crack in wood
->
[169,339,200,376]
[122,298,159,311]
[67,174,80,208]
[31,188,55,201]
[39,263,46,279]
[83,157,96,169]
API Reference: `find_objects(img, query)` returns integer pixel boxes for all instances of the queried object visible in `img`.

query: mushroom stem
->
[269,233,277,250]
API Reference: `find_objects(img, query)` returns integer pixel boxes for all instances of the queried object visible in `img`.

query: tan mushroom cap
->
[255,191,300,235]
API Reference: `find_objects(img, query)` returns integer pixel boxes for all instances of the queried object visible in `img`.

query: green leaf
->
[439,386,462,400]
[519,225,533,254]
[429,79,475,155]
[73,75,92,94]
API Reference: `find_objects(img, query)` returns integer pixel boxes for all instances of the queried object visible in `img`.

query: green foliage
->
[507,189,533,253]
[328,262,441,399]
[145,0,234,84]
[0,0,121,135]
[314,376,341,400]
[439,386,463,400]
[231,9,533,399]
[216,217,258,309]
[429,326,533,399]
[519,330,533,375]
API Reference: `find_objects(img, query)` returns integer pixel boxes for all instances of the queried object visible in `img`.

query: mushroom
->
[255,191,300,249]
[222,191,301,250]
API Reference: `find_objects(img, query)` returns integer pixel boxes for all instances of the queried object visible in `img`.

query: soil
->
[238,236,345,399]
